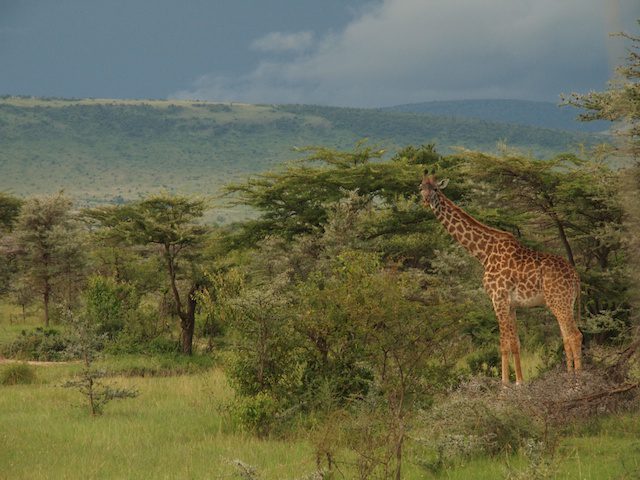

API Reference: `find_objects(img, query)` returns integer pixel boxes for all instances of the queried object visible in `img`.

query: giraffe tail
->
[573,275,584,371]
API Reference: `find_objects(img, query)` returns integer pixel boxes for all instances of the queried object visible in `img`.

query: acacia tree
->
[86,195,208,354]
[564,21,640,362]
[14,193,83,326]
[224,143,423,244]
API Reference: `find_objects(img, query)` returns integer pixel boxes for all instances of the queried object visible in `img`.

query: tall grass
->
[0,366,316,479]
[1,361,638,479]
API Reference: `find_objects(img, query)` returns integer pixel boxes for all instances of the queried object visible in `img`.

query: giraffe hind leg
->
[544,275,583,374]
[549,306,582,374]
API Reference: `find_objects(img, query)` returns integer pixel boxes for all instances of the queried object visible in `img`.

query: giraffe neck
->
[428,190,503,263]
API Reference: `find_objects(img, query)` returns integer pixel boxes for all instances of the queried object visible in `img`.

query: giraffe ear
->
[437,178,449,189]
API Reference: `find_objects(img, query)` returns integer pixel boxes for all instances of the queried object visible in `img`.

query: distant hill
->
[382,99,609,133]
[0,97,603,221]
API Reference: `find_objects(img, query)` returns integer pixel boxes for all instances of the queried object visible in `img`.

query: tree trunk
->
[181,320,194,355]
[552,214,575,267]
[180,285,198,355]
[164,245,194,355]
[43,287,50,327]
[394,432,404,480]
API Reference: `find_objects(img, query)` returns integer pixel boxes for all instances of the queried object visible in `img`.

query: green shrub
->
[466,347,504,378]
[85,276,139,338]
[1,363,37,385]
[1,328,72,361]
[147,337,180,354]
[95,354,215,378]
[233,392,280,437]
[103,333,179,355]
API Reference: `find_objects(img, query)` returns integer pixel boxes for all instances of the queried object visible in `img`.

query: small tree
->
[14,193,85,326]
[63,310,137,415]
[298,251,462,480]
[11,279,34,322]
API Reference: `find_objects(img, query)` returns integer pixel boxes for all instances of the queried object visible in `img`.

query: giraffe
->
[419,173,582,385]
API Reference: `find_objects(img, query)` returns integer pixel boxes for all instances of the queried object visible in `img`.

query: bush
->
[1,363,37,385]
[95,354,215,378]
[417,370,640,472]
[104,333,179,355]
[466,347,502,378]
[85,276,139,338]
[233,391,280,437]
[417,378,543,471]
[1,328,72,361]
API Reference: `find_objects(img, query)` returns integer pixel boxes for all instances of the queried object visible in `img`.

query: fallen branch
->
[554,382,640,408]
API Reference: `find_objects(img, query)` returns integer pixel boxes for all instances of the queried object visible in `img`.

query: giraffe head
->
[419,171,449,208]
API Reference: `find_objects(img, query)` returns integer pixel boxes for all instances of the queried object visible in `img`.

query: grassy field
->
[0,366,318,479]
[1,358,639,480]
[1,301,639,479]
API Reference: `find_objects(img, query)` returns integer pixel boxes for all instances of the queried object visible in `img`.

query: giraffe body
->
[420,174,582,385]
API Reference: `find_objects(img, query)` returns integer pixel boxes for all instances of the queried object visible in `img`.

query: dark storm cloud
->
[0,0,371,99]
[174,0,640,106]
[1,0,638,105]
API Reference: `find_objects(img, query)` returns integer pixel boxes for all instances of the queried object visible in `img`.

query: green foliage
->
[466,348,502,378]
[85,194,210,355]
[104,333,179,356]
[563,21,640,371]
[94,353,214,378]
[0,192,22,232]
[562,21,640,158]
[86,194,208,247]
[232,391,280,437]
[13,192,86,325]
[1,327,72,361]
[224,143,438,250]
[0,362,36,385]
[85,275,139,337]
[215,273,304,401]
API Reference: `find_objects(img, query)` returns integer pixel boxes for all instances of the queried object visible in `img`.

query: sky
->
[1,0,639,107]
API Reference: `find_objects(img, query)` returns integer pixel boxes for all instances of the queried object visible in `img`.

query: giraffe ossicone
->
[420,173,582,385]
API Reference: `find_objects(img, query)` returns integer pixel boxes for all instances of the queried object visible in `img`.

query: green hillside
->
[0,97,602,218]
[383,99,609,133]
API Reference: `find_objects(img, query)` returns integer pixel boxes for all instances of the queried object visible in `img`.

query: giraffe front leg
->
[507,308,524,385]
[492,296,514,386]
[499,332,510,386]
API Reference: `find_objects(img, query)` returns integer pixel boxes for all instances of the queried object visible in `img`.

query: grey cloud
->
[250,31,315,54]
[172,0,640,107]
